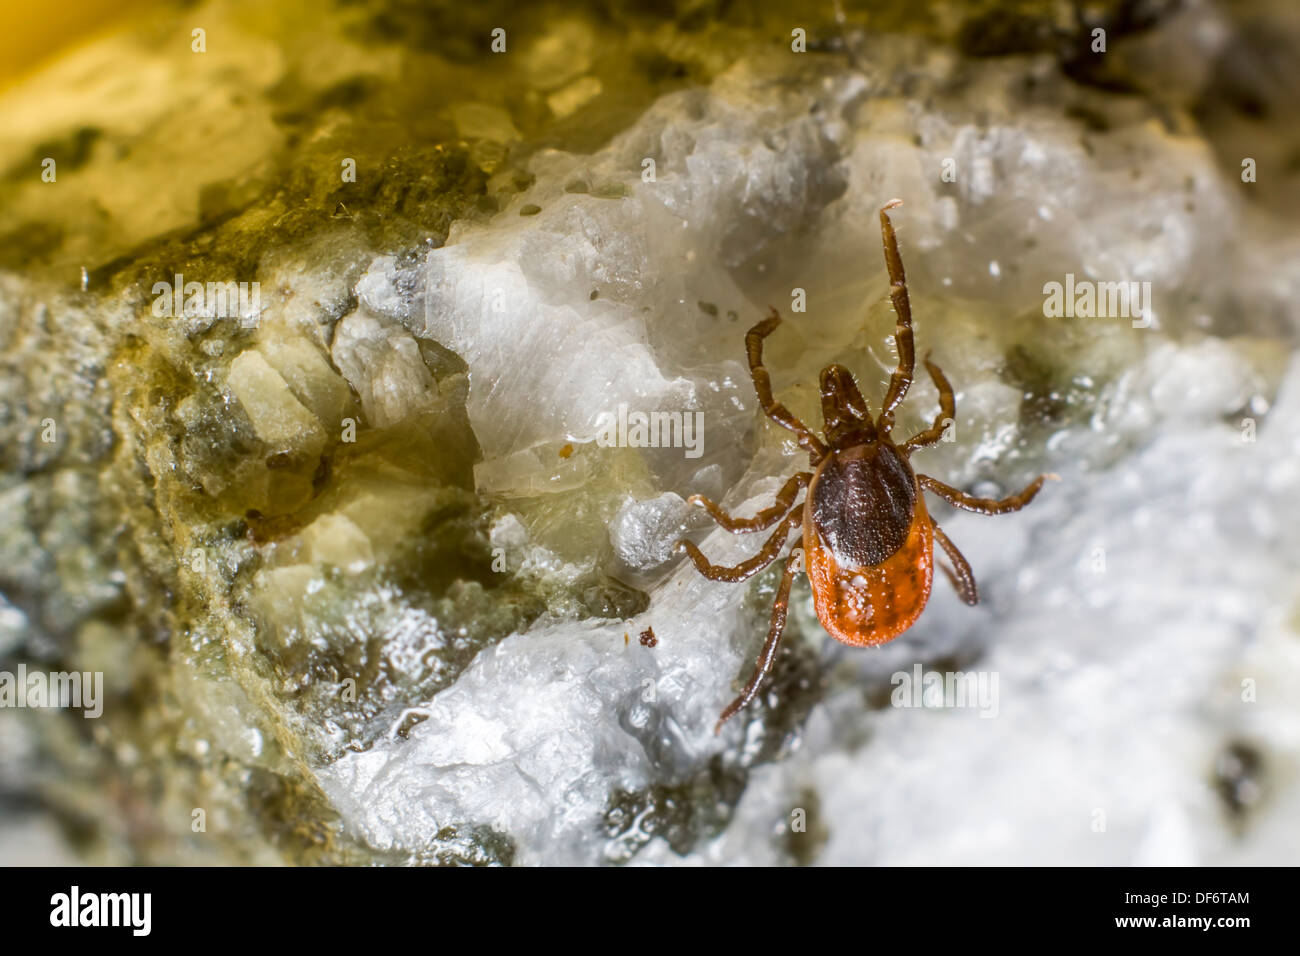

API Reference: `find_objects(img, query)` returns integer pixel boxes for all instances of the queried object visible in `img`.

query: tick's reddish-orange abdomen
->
[803,495,934,647]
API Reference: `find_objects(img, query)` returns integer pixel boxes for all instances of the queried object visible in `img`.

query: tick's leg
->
[901,352,955,454]
[931,519,978,605]
[677,504,804,583]
[748,310,827,461]
[716,548,801,732]
[918,473,1057,515]
[820,364,876,445]
[688,472,811,534]
[877,200,916,435]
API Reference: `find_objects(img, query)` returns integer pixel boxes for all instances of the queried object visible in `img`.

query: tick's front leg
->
[877,199,916,434]
[901,353,955,454]
[747,309,828,462]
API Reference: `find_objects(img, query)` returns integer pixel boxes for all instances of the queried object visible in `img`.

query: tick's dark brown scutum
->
[808,444,916,568]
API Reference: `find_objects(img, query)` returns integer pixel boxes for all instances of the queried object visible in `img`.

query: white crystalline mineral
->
[609,493,692,572]
[332,308,440,429]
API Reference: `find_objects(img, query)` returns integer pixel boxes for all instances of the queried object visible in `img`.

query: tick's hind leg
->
[747,310,827,461]
[716,548,801,732]
[677,504,804,583]
[931,519,978,605]
[918,473,1057,516]
[901,353,955,454]
[688,472,810,533]
[877,200,916,435]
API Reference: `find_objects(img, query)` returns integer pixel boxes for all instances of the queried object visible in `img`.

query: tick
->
[678,200,1055,732]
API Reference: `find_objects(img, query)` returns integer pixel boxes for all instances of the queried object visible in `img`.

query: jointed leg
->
[877,200,916,434]
[901,353,955,454]
[688,472,811,534]
[919,473,1057,516]
[677,504,804,583]
[931,519,978,605]
[747,310,827,460]
[716,548,801,732]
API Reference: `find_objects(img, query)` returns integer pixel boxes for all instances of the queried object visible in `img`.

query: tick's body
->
[804,443,934,646]
[679,200,1054,731]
